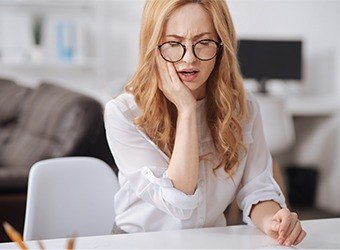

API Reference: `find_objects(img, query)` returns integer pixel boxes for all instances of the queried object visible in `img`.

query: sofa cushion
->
[0,82,103,170]
[0,78,32,125]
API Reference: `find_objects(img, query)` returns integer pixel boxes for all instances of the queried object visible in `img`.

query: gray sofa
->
[0,78,116,191]
[0,78,116,241]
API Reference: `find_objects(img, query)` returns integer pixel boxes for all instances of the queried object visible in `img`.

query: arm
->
[250,200,281,234]
[226,161,288,225]
[236,92,306,246]
[156,55,199,195]
[168,109,199,194]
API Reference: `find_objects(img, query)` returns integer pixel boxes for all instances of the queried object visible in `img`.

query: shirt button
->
[198,218,204,224]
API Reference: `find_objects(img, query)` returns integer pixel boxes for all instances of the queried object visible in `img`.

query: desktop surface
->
[286,94,340,116]
[0,218,339,249]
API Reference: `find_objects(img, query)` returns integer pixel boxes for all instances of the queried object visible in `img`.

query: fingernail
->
[278,239,284,245]
[285,241,291,246]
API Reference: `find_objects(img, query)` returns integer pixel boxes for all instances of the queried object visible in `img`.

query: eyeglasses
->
[158,39,222,63]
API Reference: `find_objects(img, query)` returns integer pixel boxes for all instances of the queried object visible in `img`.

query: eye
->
[167,41,182,47]
[198,40,214,46]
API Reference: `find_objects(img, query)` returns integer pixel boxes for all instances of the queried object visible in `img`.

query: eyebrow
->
[165,32,213,39]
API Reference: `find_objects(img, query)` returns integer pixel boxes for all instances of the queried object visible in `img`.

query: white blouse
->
[104,90,286,233]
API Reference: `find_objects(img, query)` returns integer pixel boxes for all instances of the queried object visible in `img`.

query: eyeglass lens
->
[159,40,219,63]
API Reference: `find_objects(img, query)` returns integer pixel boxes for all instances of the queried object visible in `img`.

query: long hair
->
[125,0,248,174]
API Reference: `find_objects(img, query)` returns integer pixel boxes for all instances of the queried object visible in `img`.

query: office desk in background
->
[286,94,340,116]
[286,95,340,214]
[0,218,339,249]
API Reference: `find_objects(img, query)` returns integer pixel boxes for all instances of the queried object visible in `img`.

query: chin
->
[183,81,203,89]
[184,81,206,97]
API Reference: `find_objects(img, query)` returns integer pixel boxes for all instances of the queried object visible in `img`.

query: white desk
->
[0,218,339,249]
[286,94,340,116]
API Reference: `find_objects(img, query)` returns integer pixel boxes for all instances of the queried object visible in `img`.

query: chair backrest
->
[256,94,295,156]
[23,157,119,241]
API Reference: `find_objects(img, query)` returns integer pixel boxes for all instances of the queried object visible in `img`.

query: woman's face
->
[160,3,219,99]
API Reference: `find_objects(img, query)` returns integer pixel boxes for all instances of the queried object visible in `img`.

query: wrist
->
[250,200,281,232]
[177,105,196,117]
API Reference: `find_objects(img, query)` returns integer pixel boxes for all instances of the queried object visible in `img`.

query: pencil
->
[3,222,28,250]
[66,237,75,250]
[37,240,45,249]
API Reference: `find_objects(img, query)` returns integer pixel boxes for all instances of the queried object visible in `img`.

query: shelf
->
[0,60,96,70]
[0,0,113,100]
[0,0,94,10]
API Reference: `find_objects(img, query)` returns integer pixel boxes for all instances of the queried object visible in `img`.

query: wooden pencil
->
[66,237,75,250]
[3,222,28,250]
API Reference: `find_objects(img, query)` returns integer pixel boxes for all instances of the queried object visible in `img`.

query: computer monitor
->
[237,39,302,93]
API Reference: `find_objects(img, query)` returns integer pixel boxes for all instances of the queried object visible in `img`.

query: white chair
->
[255,93,295,156]
[23,157,119,241]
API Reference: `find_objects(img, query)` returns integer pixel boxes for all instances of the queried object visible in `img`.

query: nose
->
[182,46,196,63]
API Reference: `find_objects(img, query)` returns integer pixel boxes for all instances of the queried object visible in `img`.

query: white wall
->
[96,0,145,97]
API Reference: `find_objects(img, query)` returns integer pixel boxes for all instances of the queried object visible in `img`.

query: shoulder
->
[242,89,261,138]
[104,92,141,124]
[244,88,260,121]
[106,92,138,112]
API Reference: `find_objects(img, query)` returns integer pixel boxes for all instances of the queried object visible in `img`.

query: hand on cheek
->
[155,51,196,111]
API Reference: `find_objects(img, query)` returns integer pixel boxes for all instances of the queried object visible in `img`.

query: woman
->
[104,0,306,246]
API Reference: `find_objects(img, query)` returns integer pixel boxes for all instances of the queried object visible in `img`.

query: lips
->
[177,69,199,82]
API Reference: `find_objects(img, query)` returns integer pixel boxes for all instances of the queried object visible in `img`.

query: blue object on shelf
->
[56,21,75,61]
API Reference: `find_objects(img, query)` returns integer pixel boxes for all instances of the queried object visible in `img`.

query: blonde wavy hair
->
[125,0,248,174]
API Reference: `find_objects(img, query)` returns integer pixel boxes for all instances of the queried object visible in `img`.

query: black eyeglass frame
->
[158,39,223,63]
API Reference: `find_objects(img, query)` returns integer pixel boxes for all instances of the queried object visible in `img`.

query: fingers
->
[273,208,306,246]
[282,220,301,246]
[155,49,195,110]
[267,221,279,239]
[281,212,298,241]
[156,50,181,90]
[155,50,171,91]
[294,229,307,246]
[273,208,290,240]
[270,220,280,233]
[166,61,184,94]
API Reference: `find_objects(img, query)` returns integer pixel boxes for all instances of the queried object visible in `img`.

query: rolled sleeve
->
[139,167,202,218]
[237,91,286,225]
[237,168,286,225]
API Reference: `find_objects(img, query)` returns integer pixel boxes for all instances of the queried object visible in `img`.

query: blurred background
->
[0,0,339,241]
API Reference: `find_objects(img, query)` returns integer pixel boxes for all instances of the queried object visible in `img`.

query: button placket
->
[197,161,207,227]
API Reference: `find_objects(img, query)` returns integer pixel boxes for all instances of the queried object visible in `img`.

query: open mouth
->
[177,69,199,82]
[179,70,199,75]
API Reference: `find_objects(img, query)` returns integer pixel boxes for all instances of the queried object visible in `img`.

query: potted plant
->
[31,15,44,62]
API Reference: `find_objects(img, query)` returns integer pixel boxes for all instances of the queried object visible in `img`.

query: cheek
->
[202,60,216,78]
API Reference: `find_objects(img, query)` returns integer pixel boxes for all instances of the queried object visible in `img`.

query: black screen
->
[237,39,302,81]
